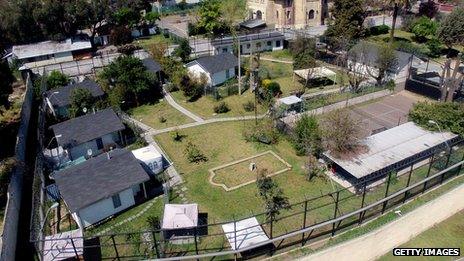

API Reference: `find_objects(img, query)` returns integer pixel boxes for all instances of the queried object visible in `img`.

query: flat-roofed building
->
[323,122,460,189]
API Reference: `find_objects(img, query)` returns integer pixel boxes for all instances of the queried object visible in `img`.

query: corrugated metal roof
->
[324,122,458,179]
[12,36,92,60]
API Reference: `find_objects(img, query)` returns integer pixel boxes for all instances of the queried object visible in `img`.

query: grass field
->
[136,34,174,50]
[211,151,290,190]
[379,210,464,261]
[261,49,294,61]
[170,89,266,119]
[127,99,194,129]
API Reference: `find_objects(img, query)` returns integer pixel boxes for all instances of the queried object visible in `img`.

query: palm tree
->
[388,0,409,43]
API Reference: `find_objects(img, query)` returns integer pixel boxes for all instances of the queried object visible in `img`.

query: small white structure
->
[132,145,164,175]
[276,95,303,114]
[293,67,337,81]
[210,31,284,55]
[222,217,269,250]
[162,204,199,240]
[12,35,92,69]
[186,53,238,87]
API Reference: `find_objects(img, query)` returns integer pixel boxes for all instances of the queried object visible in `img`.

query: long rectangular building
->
[323,122,460,188]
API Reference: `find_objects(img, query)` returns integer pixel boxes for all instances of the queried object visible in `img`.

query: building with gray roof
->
[45,78,105,118]
[50,108,125,160]
[210,31,284,55]
[54,148,151,228]
[186,53,238,86]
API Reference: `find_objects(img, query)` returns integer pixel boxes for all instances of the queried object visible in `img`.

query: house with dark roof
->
[54,148,151,228]
[185,53,238,87]
[49,108,125,160]
[44,78,105,118]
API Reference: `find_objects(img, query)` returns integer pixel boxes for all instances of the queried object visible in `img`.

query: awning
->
[222,217,269,250]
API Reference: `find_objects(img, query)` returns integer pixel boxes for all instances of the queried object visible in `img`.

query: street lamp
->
[428,120,451,150]
[40,202,59,233]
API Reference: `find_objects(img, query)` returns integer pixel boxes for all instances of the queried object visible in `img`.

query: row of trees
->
[0,0,158,45]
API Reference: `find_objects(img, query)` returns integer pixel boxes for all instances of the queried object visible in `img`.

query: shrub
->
[213,101,230,114]
[426,38,443,58]
[243,100,255,112]
[184,141,207,163]
[159,116,167,123]
[171,130,185,142]
[409,102,464,136]
[412,16,438,43]
[146,215,160,230]
[263,81,282,98]
[292,115,322,156]
[46,71,70,89]
[369,25,390,36]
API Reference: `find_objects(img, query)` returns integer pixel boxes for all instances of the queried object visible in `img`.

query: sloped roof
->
[50,108,125,148]
[324,122,458,179]
[45,78,104,107]
[222,217,269,250]
[187,53,238,74]
[55,149,150,212]
[162,204,198,229]
[142,58,162,74]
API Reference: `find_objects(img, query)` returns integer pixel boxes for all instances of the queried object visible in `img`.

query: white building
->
[49,109,125,161]
[12,35,92,69]
[210,31,285,55]
[186,53,238,87]
[132,145,164,175]
[54,149,151,228]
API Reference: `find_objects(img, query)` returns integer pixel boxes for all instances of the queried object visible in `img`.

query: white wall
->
[77,187,136,227]
[187,63,212,85]
[211,68,235,86]
[68,132,121,160]
[214,39,283,55]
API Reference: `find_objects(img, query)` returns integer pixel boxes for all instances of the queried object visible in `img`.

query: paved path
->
[163,88,205,123]
[298,182,464,261]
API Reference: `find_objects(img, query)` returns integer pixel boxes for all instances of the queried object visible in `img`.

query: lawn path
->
[163,87,205,123]
[297,182,464,261]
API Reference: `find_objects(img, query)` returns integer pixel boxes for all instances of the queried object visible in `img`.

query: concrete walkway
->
[298,182,464,261]
[163,87,204,123]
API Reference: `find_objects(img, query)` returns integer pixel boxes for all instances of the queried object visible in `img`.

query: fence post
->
[111,235,120,260]
[403,165,414,203]
[194,226,199,256]
[358,183,367,225]
[301,200,308,246]
[423,154,435,193]
[382,171,393,213]
[331,191,340,236]
[152,231,160,259]
[70,237,80,260]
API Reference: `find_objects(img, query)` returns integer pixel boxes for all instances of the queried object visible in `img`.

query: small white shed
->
[132,145,164,175]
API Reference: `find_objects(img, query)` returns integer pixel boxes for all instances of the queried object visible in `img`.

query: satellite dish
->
[87,149,93,157]
[83,107,88,113]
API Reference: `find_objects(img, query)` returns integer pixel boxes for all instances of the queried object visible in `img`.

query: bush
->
[262,81,282,98]
[184,141,207,163]
[426,38,443,58]
[159,116,167,123]
[171,131,185,142]
[46,71,70,89]
[242,120,279,145]
[213,101,230,114]
[146,215,160,230]
[411,16,438,43]
[292,115,322,156]
[243,100,255,112]
[409,102,464,136]
[369,25,390,36]
[117,44,142,55]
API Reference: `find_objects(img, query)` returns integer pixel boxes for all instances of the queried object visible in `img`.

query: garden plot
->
[209,151,292,191]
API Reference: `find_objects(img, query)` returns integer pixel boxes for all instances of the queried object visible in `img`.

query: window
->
[222,47,228,53]
[308,10,315,20]
[286,11,291,19]
[96,138,103,150]
[112,194,121,208]
[276,11,279,19]
[226,69,230,78]
[246,43,251,48]
[275,40,281,47]
[256,42,262,48]
[267,41,272,46]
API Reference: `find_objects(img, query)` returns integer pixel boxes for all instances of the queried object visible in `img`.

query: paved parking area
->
[350,92,422,136]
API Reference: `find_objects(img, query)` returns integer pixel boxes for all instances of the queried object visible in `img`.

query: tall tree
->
[437,7,464,50]
[325,0,366,40]
[388,0,410,43]
[256,170,291,222]
[196,0,224,35]
[0,0,43,44]
[77,0,112,45]
[173,38,192,62]
[365,43,398,86]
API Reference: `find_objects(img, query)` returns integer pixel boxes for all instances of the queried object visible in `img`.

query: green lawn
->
[379,210,464,261]
[170,89,267,119]
[136,34,174,50]
[261,49,294,61]
[127,99,194,129]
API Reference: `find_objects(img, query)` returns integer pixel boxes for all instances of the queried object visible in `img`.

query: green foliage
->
[411,16,438,43]
[99,56,158,108]
[409,102,464,136]
[213,101,230,114]
[306,155,326,181]
[179,74,206,101]
[110,26,133,45]
[261,79,282,99]
[173,38,192,62]
[242,119,279,145]
[144,11,160,25]
[256,170,291,222]
[418,0,438,18]
[437,7,464,48]
[46,71,70,90]
[324,0,366,40]
[145,215,160,230]
[171,131,185,142]
[117,44,141,55]
[196,0,228,35]
[290,36,317,70]
[242,100,255,112]
[69,88,95,118]
[184,141,207,163]
[112,7,141,27]
[368,25,390,36]
[0,61,15,107]
[292,115,322,156]
[372,43,398,86]
[426,38,443,58]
